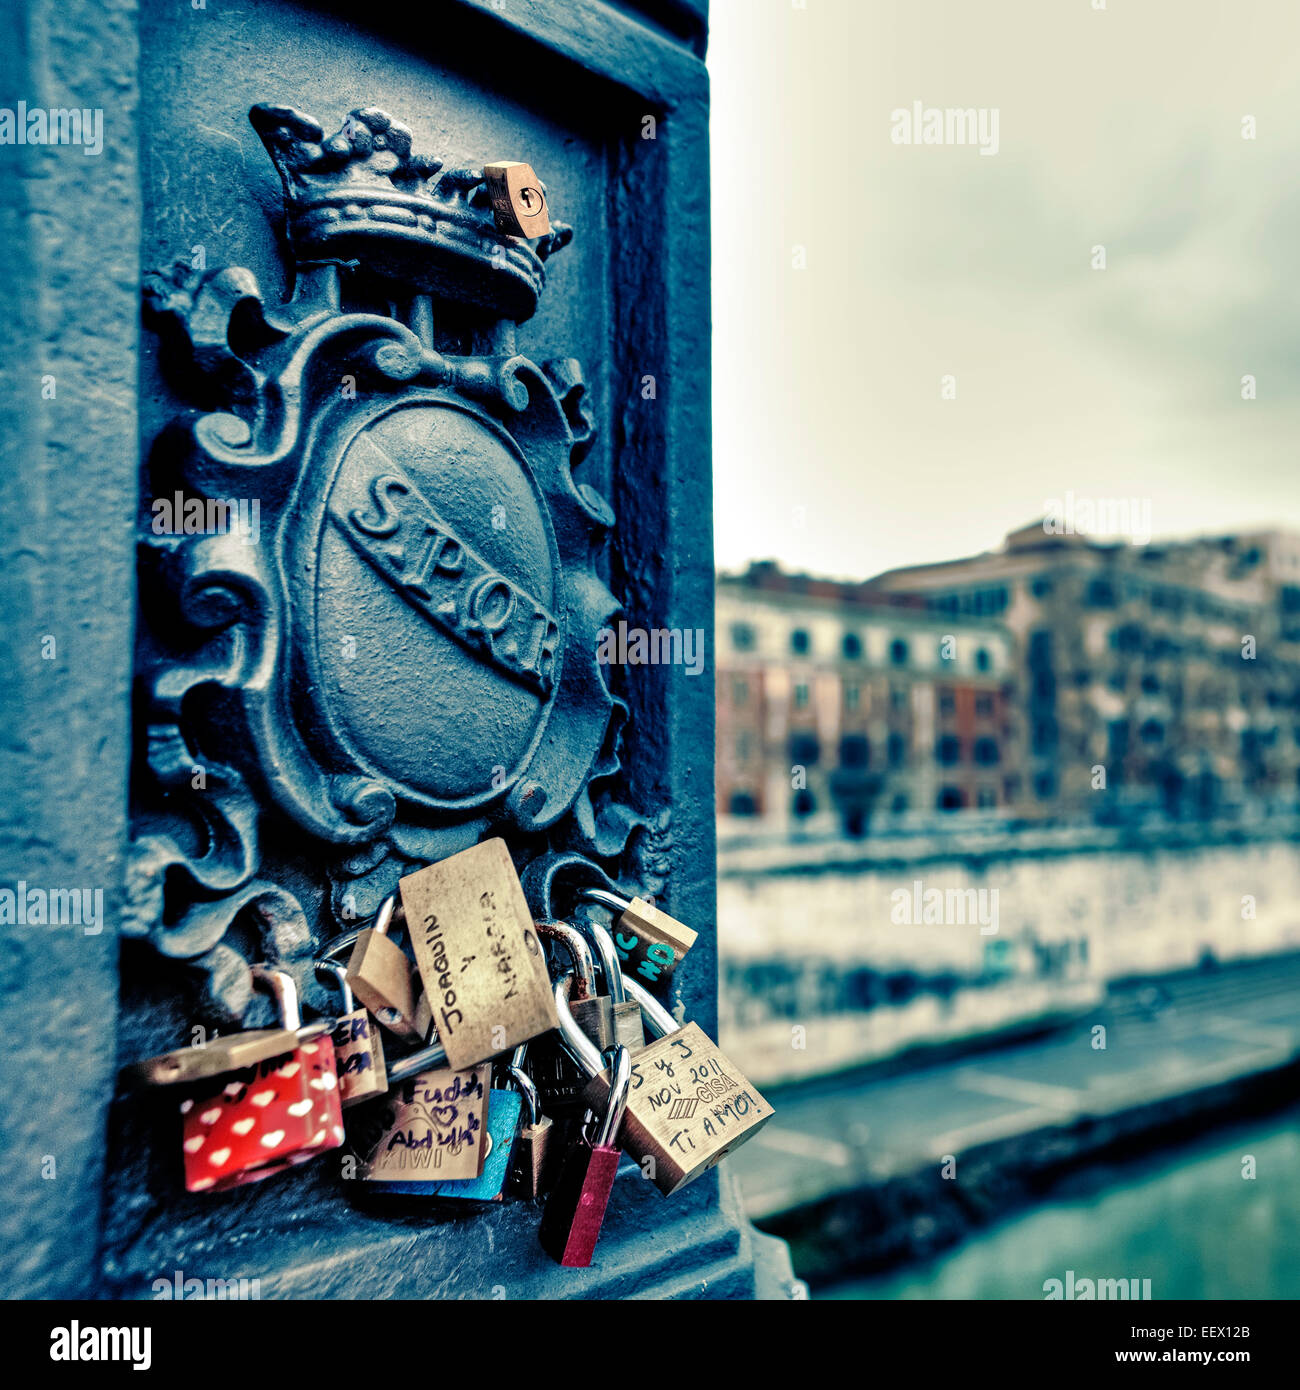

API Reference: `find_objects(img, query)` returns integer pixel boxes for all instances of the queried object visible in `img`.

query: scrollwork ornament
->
[134,104,658,1021]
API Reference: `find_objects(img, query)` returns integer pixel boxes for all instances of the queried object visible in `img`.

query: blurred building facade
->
[716,562,1015,839]
[717,526,1300,838]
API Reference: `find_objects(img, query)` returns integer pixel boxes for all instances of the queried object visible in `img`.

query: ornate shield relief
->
[131,104,663,1024]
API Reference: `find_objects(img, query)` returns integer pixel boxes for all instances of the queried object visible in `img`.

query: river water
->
[823,1106,1300,1300]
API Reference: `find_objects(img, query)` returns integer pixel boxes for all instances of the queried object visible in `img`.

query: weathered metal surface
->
[0,0,800,1299]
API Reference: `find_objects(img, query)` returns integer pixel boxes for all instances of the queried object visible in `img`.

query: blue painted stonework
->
[0,0,797,1298]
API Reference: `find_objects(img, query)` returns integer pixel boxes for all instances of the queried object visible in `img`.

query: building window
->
[1112,624,1143,654]
[890,684,908,711]
[890,638,909,666]
[793,682,810,709]
[1034,771,1056,800]
[839,734,870,769]
[891,793,909,813]
[791,628,810,656]
[887,732,907,768]
[844,682,860,710]
[1031,577,1053,599]
[977,787,998,809]
[975,647,991,672]
[973,737,1000,766]
[937,786,964,811]
[730,622,755,652]
[842,631,862,660]
[1139,719,1164,744]
[936,734,962,766]
[1086,579,1117,608]
[939,688,956,717]
[789,732,820,765]
[732,677,748,705]
[728,790,757,816]
[792,789,817,818]
[735,733,751,762]
[843,808,867,839]
[975,693,994,718]
[1032,720,1057,754]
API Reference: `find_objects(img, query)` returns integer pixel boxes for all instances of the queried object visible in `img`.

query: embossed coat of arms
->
[131,105,664,1023]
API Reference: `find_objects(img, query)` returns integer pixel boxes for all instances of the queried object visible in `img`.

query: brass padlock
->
[506,1044,556,1199]
[315,960,389,1108]
[398,838,559,1072]
[573,916,645,1052]
[483,160,550,238]
[119,985,334,1090]
[344,895,433,1042]
[577,888,698,991]
[538,921,612,1050]
[575,974,774,1196]
[351,1062,491,1187]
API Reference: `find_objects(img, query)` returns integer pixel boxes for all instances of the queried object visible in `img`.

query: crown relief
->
[248,102,572,320]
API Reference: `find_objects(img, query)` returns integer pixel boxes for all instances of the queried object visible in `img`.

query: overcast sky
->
[709,0,1300,580]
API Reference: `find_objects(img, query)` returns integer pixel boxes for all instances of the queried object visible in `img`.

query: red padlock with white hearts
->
[179,966,345,1193]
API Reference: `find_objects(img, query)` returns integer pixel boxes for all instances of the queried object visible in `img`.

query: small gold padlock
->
[505,1045,557,1200]
[398,838,559,1072]
[537,921,613,1050]
[483,160,551,238]
[578,888,698,991]
[344,895,433,1043]
[573,916,645,1052]
[575,976,774,1196]
[315,961,389,1108]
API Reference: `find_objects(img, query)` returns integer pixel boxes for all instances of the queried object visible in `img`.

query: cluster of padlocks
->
[121,839,774,1267]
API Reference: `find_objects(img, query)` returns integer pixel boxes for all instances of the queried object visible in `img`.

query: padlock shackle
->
[373,893,403,940]
[318,928,361,962]
[318,897,408,965]
[250,964,301,1031]
[621,974,676,1040]
[576,887,630,916]
[507,1064,540,1127]
[314,960,355,1014]
[384,1037,449,1085]
[588,1044,632,1149]
[571,917,628,1005]
[553,972,604,1079]
[538,922,599,999]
